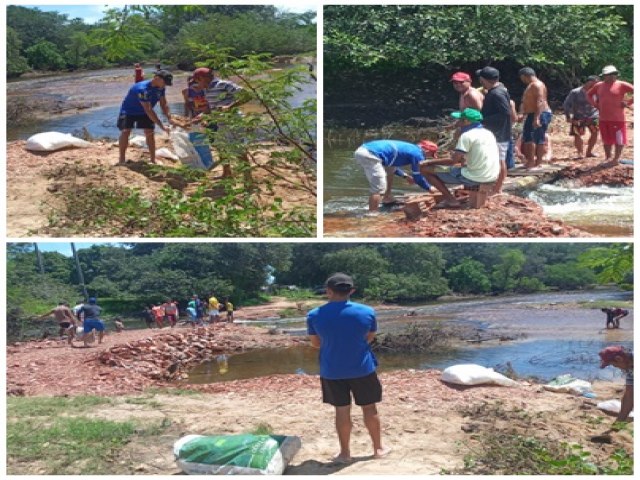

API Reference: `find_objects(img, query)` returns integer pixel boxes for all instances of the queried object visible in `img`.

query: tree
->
[578,244,633,288]
[321,247,389,292]
[7,27,30,77]
[543,263,597,290]
[448,258,491,294]
[491,249,526,292]
[25,41,66,71]
[65,32,90,69]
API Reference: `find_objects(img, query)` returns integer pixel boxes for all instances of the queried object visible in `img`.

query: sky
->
[21,3,318,24]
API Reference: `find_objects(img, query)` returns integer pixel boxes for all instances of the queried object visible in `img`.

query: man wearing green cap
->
[421,108,500,208]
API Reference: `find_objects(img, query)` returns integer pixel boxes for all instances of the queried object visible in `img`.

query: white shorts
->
[497,141,509,162]
[208,309,219,316]
[355,146,393,194]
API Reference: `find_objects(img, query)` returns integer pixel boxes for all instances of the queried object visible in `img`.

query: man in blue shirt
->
[307,273,390,463]
[354,139,438,211]
[118,70,175,165]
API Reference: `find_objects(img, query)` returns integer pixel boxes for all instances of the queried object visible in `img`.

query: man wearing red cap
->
[182,67,244,177]
[599,346,633,422]
[450,71,484,111]
[354,139,437,211]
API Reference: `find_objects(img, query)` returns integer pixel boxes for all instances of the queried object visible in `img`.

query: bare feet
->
[373,447,392,459]
[332,454,354,464]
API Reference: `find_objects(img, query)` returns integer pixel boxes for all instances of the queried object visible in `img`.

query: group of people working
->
[356,64,633,211]
[141,295,234,329]
[118,64,244,170]
[36,298,105,347]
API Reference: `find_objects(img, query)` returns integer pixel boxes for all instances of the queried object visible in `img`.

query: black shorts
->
[321,371,382,407]
[59,322,72,330]
[117,113,155,130]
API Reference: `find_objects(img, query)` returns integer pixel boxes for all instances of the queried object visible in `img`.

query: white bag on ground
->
[129,135,148,148]
[174,434,301,475]
[543,374,593,395]
[597,399,634,417]
[441,364,519,387]
[170,127,214,169]
[156,147,179,161]
[26,132,92,152]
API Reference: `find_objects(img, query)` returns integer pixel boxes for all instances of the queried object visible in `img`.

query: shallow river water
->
[324,141,633,236]
[186,290,633,385]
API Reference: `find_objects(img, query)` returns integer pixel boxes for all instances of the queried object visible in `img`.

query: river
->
[323,138,633,236]
[7,65,316,141]
[185,289,633,385]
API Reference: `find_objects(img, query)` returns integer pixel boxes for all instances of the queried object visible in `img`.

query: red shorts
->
[599,121,627,146]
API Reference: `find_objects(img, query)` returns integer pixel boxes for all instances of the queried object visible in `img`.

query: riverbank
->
[6,138,316,237]
[7,348,633,475]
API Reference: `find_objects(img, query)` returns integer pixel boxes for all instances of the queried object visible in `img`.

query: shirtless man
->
[450,71,484,111]
[587,65,634,167]
[518,67,553,169]
[37,302,77,344]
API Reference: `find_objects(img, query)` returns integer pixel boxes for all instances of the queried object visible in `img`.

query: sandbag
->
[156,147,179,161]
[26,132,92,152]
[543,374,592,395]
[597,399,634,417]
[170,127,215,169]
[441,364,519,387]
[174,434,301,475]
[129,135,148,148]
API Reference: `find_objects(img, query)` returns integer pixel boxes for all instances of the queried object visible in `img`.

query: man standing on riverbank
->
[599,346,633,423]
[587,65,634,167]
[563,76,600,159]
[307,273,390,463]
[451,71,483,111]
[354,139,438,211]
[118,70,174,165]
[476,67,510,193]
[518,67,553,170]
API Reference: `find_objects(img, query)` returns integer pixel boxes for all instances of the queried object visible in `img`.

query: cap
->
[599,345,627,368]
[193,67,213,78]
[154,69,173,86]
[326,273,354,291]
[450,72,471,82]
[418,140,439,158]
[518,67,536,77]
[451,108,483,122]
[601,65,619,76]
[476,66,500,80]
[88,297,97,304]
[586,75,600,83]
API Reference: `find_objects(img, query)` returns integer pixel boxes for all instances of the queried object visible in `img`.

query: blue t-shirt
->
[120,80,165,116]
[307,300,377,380]
[362,140,431,191]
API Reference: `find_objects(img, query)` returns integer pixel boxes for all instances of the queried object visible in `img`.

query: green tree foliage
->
[24,41,67,71]
[321,247,389,292]
[491,249,526,293]
[7,27,30,77]
[543,263,597,290]
[448,258,491,294]
[578,244,633,287]
[325,5,632,86]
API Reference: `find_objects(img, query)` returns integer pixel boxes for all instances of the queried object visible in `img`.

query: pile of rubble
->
[97,324,305,382]
[399,194,592,238]
[557,161,633,187]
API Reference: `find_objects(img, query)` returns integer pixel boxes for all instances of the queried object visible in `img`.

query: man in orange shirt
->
[587,65,634,167]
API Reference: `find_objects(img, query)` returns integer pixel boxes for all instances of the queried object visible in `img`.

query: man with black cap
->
[518,67,552,170]
[599,346,633,423]
[307,273,390,463]
[563,76,600,159]
[117,70,175,165]
[587,65,634,167]
[476,66,511,192]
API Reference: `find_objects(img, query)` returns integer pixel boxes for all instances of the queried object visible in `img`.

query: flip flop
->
[331,455,354,464]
